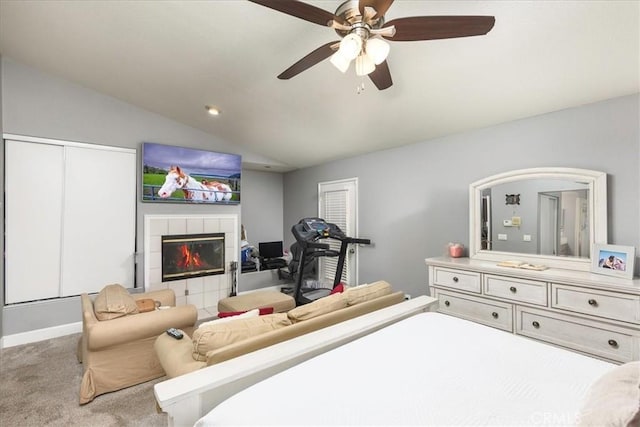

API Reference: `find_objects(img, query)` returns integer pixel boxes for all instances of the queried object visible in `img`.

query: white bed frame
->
[154,296,439,427]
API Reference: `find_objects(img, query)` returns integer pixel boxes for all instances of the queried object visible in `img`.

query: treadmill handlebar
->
[311,250,340,258]
[346,237,371,245]
[326,229,346,240]
[307,241,330,250]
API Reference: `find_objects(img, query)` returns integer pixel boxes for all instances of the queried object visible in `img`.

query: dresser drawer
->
[432,267,481,293]
[483,274,548,306]
[551,284,640,324]
[434,290,513,332]
[516,307,638,363]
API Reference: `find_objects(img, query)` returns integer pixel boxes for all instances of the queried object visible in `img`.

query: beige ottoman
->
[218,290,295,314]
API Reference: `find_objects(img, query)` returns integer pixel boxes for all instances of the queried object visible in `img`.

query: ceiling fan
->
[248,0,495,90]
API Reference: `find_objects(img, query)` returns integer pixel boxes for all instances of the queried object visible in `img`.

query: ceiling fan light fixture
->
[355,53,375,76]
[338,33,363,60]
[330,51,351,73]
[365,38,390,65]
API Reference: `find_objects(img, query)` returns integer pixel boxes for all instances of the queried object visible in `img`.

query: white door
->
[575,196,589,257]
[538,194,559,256]
[318,178,358,286]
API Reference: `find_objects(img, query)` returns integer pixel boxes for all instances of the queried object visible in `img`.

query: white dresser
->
[426,256,640,363]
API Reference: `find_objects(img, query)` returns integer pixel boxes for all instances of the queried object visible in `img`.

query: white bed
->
[195,312,616,426]
[155,295,439,426]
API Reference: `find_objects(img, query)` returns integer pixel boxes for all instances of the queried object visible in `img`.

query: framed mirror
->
[469,168,607,271]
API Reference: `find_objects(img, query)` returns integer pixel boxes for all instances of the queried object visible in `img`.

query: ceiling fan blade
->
[383,16,495,41]
[248,0,346,27]
[278,41,339,80]
[359,0,394,20]
[368,60,393,90]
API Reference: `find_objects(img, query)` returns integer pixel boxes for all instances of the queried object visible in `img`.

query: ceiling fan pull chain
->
[357,82,366,95]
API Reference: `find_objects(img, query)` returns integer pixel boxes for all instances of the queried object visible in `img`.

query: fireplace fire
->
[161,233,225,281]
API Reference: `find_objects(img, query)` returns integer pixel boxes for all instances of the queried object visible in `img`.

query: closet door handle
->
[532,321,540,329]
[509,286,517,293]
[608,339,618,348]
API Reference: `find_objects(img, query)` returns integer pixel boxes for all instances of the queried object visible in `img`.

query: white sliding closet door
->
[61,146,136,296]
[5,141,64,303]
[4,136,136,303]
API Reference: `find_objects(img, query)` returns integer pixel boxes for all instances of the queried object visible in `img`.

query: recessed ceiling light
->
[205,105,220,116]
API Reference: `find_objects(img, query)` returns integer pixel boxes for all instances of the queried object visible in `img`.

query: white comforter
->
[195,312,614,426]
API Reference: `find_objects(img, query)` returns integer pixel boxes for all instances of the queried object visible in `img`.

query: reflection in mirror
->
[481,180,590,258]
[469,168,607,272]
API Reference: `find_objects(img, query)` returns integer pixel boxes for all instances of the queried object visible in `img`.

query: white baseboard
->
[1,321,82,348]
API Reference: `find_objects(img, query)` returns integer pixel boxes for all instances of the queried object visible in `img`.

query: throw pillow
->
[192,313,291,361]
[330,283,345,295]
[344,280,392,306]
[93,284,139,321]
[287,292,347,322]
[217,307,274,318]
[576,361,640,426]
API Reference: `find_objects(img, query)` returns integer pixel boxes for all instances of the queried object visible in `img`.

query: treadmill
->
[291,217,371,305]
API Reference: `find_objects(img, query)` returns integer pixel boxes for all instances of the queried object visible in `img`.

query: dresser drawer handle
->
[608,339,618,348]
[452,277,459,283]
[588,299,598,307]
[444,300,450,307]
[509,286,517,293]
[491,312,499,319]
[532,321,540,329]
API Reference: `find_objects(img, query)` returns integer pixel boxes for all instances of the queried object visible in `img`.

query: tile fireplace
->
[144,214,239,309]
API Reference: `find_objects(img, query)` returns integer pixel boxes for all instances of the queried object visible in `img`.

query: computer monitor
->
[258,241,283,259]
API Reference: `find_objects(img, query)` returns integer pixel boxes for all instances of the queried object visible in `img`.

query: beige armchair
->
[78,288,197,404]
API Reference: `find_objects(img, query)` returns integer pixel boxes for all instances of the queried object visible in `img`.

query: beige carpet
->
[0,333,167,426]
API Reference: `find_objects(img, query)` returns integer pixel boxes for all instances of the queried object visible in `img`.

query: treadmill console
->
[302,218,330,235]
[298,217,346,240]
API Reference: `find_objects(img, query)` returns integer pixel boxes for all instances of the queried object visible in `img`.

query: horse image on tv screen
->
[142,142,241,204]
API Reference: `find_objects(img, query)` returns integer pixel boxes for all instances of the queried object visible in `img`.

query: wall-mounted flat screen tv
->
[142,142,241,204]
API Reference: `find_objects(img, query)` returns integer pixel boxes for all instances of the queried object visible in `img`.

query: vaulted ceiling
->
[1,1,638,172]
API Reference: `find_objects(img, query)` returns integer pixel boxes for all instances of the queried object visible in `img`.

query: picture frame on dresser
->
[591,244,635,279]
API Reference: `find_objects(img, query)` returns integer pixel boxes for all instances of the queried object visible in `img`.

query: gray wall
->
[283,94,640,300]
[240,169,284,245]
[0,55,4,337]
[1,58,285,337]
